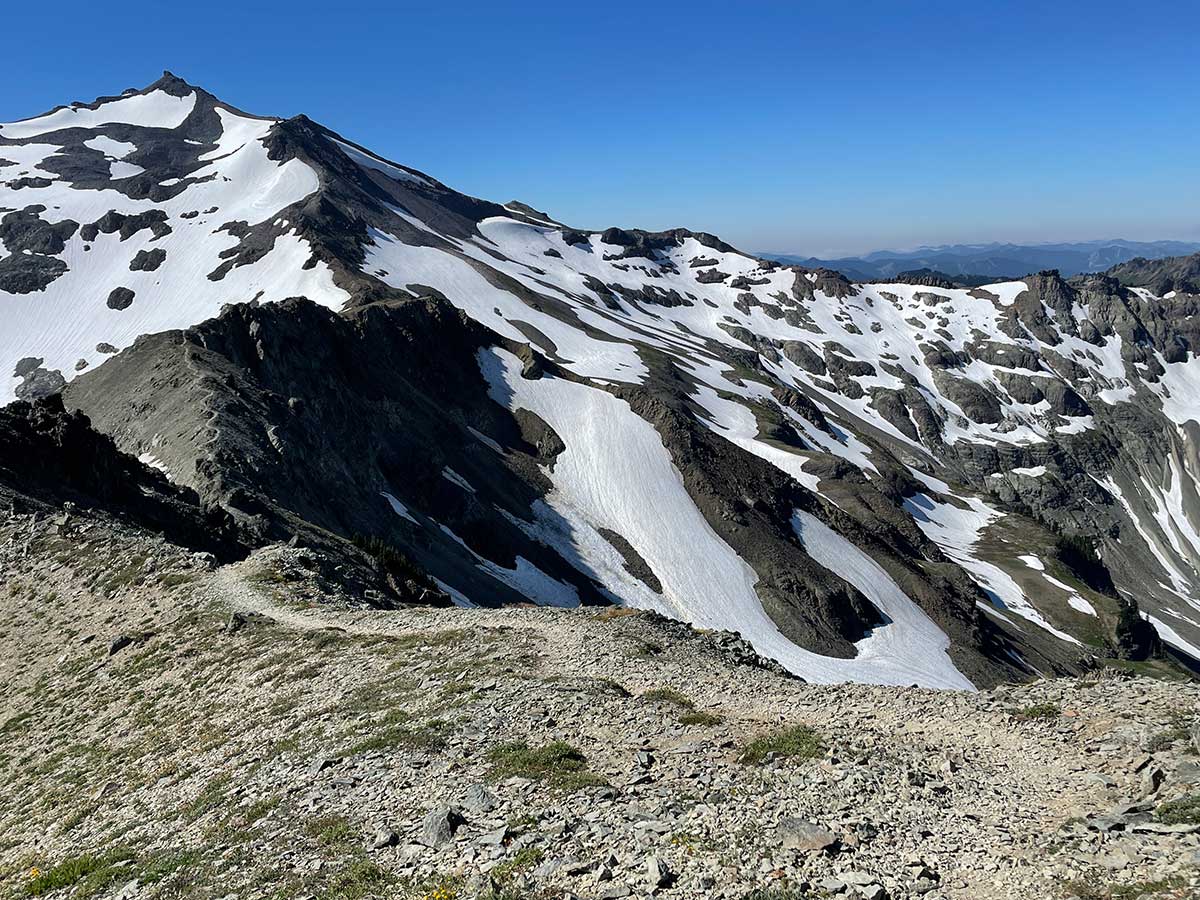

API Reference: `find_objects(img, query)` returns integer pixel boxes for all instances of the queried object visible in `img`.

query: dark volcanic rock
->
[80,209,171,242]
[106,287,136,310]
[130,248,167,272]
[0,252,68,293]
[65,297,610,610]
[12,358,66,401]
[0,205,78,255]
[932,370,1002,424]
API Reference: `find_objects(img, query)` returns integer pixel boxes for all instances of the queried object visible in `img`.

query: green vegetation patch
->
[1063,875,1188,900]
[1148,712,1195,753]
[318,858,393,900]
[347,718,450,755]
[305,815,356,849]
[742,888,820,900]
[491,847,545,884]
[739,724,823,765]
[1154,794,1200,826]
[679,710,724,727]
[24,848,136,897]
[642,686,694,708]
[486,741,606,791]
[1010,702,1061,721]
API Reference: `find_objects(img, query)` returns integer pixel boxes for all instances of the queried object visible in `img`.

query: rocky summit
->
[1,73,1200,900]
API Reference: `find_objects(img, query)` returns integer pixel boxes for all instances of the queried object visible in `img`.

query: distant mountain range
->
[765,240,1200,282]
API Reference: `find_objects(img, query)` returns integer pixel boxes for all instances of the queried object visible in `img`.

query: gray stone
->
[370,826,398,849]
[842,871,877,887]
[309,756,339,776]
[778,817,839,852]
[1140,766,1165,798]
[646,855,673,888]
[478,826,508,846]
[419,806,463,847]
[461,783,497,814]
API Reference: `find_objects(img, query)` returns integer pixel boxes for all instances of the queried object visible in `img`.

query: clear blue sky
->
[4,1,1198,256]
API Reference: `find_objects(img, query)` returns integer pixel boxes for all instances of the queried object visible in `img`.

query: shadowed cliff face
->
[0,394,245,561]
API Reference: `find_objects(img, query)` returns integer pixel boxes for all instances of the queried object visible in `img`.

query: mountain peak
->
[145,70,208,99]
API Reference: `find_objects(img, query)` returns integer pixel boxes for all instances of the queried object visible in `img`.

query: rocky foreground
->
[1,509,1198,900]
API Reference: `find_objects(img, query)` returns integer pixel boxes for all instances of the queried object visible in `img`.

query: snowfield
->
[482,347,973,689]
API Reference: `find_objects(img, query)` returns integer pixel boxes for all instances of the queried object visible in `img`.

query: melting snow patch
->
[1145,612,1200,661]
[441,467,476,493]
[108,160,146,179]
[83,136,137,158]
[439,522,579,608]
[332,138,432,185]
[902,491,1080,645]
[137,452,171,480]
[380,491,418,525]
[690,386,820,492]
[432,578,475,608]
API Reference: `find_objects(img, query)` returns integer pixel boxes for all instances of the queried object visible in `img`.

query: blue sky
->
[3,1,1197,256]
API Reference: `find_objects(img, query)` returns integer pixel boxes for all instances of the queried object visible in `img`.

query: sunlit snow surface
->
[480,347,973,689]
[0,97,348,402]
[0,90,197,139]
[1146,612,1200,661]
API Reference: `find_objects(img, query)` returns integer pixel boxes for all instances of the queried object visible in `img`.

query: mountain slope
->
[4,74,1200,685]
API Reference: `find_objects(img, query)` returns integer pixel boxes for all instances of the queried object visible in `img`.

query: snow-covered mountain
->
[4,73,1200,687]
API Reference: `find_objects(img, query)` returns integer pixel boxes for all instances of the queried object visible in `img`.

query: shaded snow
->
[381,491,418,525]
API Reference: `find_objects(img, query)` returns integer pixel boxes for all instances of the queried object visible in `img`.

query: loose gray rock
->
[108,634,134,656]
[779,817,839,852]
[461,783,496,815]
[419,806,463,847]
[370,826,398,849]
[647,854,673,888]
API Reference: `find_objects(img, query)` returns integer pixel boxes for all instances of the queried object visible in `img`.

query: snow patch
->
[83,136,137,158]
[381,491,418,525]
[903,491,1080,645]
[1,90,197,139]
